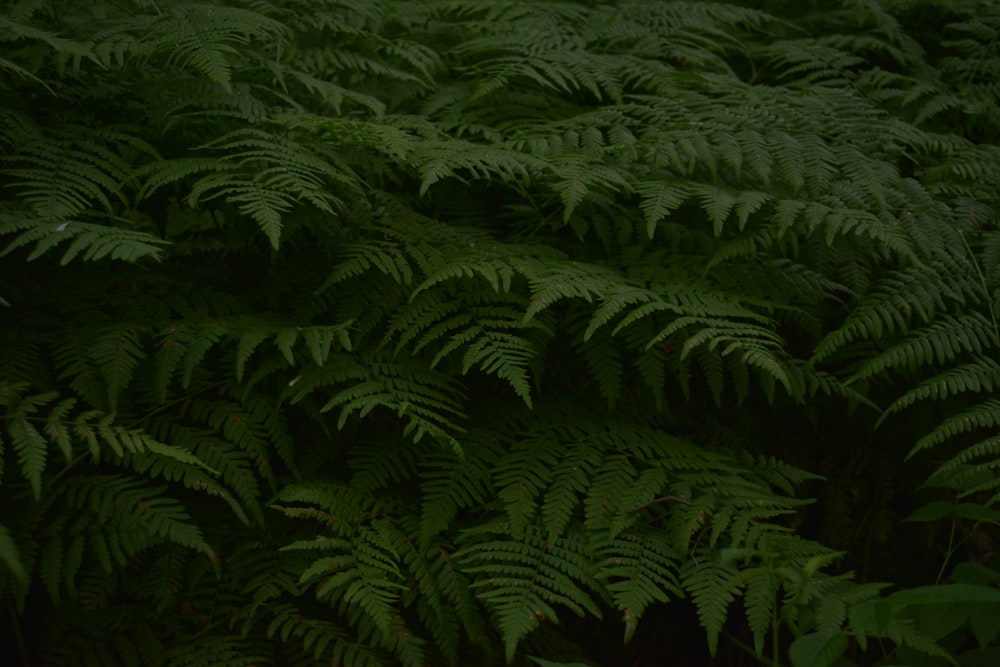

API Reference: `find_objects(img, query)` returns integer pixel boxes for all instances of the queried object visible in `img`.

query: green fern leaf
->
[149,5,288,92]
[635,181,691,239]
[462,530,602,664]
[290,527,407,647]
[0,214,168,265]
[5,390,56,499]
[908,399,1000,460]
[418,448,496,543]
[684,558,741,656]
[0,523,27,585]
[851,313,997,382]
[594,530,680,643]
[636,179,691,238]
[89,327,146,412]
[744,569,779,656]
[576,326,623,408]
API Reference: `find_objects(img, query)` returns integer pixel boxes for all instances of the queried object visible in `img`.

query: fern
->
[0,521,26,585]
[5,0,1000,665]
[594,529,680,642]
[460,527,603,664]
[0,213,169,265]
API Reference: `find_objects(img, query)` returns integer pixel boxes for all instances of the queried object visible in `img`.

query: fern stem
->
[47,451,91,487]
[723,631,787,667]
[959,230,1000,343]
[772,597,779,667]
[47,380,228,486]
[935,515,958,585]
[936,515,980,586]
[126,379,229,430]
[8,600,29,667]
[47,0,61,30]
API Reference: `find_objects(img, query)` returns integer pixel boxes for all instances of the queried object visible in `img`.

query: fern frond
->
[323,242,416,288]
[684,558,740,656]
[89,326,146,412]
[461,527,602,664]
[744,568,780,656]
[290,353,466,449]
[0,523,26,585]
[145,5,288,93]
[0,13,92,56]
[2,128,139,221]
[395,535,464,661]
[3,388,54,499]
[493,437,560,539]
[418,445,498,543]
[852,313,997,382]
[0,216,167,265]
[594,529,680,643]
[280,505,423,665]
[575,324,623,408]
[907,399,1000,461]
[416,139,544,196]
[186,127,358,248]
[274,483,374,534]
[53,474,213,575]
[928,436,1000,491]
[266,604,389,667]
[812,263,971,364]
[166,636,274,667]
[635,179,692,239]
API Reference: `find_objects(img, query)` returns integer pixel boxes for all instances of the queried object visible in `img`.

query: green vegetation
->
[1,0,999,665]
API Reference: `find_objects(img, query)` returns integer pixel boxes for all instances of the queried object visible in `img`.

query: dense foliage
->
[1,0,999,665]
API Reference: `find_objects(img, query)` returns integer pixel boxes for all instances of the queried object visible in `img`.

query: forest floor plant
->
[1,0,999,665]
